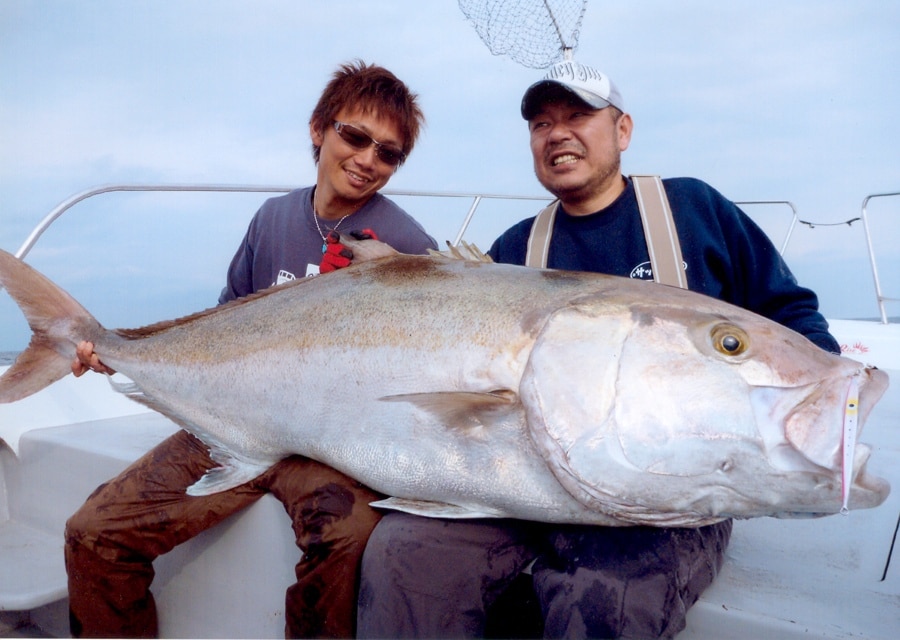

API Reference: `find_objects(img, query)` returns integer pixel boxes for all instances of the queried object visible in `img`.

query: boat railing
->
[9,184,897,324]
[733,200,799,256]
[11,183,553,261]
[732,195,898,325]
[860,191,900,324]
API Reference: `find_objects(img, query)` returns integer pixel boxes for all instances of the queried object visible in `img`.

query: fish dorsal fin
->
[114,278,317,340]
[337,234,401,263]
[337,234,492,264]
[369,497,504,519]
[427,240,493,263]
[115,236,491,341]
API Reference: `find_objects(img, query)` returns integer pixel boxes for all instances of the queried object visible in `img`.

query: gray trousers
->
[357,513,731,639]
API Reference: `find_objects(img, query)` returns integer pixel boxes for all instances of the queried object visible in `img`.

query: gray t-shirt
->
[219,186,438,303]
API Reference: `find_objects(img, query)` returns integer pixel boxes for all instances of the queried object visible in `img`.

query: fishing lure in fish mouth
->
[840,370,861,515]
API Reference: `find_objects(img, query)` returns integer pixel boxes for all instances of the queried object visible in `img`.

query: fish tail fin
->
[0,249,102,402]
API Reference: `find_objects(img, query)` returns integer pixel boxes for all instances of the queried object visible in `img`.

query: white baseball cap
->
[521,60,625,119]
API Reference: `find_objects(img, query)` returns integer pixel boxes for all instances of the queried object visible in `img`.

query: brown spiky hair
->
[309,60,424,166]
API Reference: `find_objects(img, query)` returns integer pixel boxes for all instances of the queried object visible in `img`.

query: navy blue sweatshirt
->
[488,177,839,353]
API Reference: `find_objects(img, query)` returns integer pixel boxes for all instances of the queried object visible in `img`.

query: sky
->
[1,0,898,352]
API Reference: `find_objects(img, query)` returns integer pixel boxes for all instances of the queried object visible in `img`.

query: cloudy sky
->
[1,0,898,351]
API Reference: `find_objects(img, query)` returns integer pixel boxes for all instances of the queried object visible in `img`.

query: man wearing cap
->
[357,61,837,639]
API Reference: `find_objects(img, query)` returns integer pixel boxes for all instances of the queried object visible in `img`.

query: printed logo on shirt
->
[629,262,654,281]
[304,263,320,277]
[629,261,688,281]
[274,270,296,287]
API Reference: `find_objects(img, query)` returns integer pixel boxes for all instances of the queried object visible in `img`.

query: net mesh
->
[458,0,588,69]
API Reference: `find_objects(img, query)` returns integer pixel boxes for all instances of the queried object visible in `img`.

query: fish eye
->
[711,324,749,356]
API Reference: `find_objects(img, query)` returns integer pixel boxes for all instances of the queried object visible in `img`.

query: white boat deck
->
[681,368,900,638]
[0,381,299,638]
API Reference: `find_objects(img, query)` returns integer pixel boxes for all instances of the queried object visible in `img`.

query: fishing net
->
[458,0,588,68]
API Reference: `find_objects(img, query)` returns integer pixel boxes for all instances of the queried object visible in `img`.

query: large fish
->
[0,243,890,527]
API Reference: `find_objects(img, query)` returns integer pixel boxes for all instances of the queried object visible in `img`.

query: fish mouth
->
[845,448,892,509]
[757,365,891,511]
[775,445,890,517]
[781,365,887,468]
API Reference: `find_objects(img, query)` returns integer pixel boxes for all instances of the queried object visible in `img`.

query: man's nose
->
[546,120,573,141]
[355,143,378,168]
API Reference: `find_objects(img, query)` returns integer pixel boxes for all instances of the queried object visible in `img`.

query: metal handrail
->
[860,191,900,324]
[10,184,896,324]
[734,200,799,255]
[14,184,288,259]
[735,197,898,324]
[12,183,553,260]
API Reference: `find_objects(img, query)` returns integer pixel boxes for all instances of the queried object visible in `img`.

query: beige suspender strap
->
[631,175,688,289]
[525,200,559,268]
[524,176,687,288]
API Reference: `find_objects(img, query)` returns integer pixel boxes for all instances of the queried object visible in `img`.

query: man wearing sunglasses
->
[66,60,436,639]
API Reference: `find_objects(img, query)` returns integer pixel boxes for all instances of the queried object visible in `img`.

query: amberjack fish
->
[0,243,890,526]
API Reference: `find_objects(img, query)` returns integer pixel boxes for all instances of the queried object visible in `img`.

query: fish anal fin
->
[101,377,278,497]
[186,443,278,496]
[186,459,274,496]
[370,497,504,519]
[381,389,519,432]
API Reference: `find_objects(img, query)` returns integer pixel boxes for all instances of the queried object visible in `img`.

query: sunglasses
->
[332,121,407,167]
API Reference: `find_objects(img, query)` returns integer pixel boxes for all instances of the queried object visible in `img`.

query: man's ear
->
[310,121,324,147]
[617,113,634,152]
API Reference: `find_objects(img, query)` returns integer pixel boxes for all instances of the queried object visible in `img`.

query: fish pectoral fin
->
[370,497,504,519]
[380,389,519,432]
